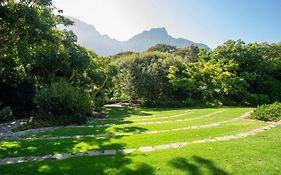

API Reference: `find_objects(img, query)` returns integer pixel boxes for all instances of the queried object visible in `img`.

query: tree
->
[211,40,281,104]
[147,44,177,53]
[0,0,112,119]
[113,52,184,101]
[0,0,72,116]
[168,60,248,104]
[174,45,200,62]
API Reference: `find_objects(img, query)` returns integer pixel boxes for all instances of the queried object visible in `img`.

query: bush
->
[245,93,270,107]
[93,95,104,112]
[34,80,92,125]
[250,102,281,121]
[0,106,14,123]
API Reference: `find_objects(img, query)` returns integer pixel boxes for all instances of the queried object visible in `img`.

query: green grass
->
[30,107,251,138]
[0,120,266,158]
[0,106,280,175]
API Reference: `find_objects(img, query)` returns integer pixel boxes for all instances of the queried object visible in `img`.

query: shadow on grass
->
[0,107,154,174]
[0,153,155,175]
[0,107,150,159]
[103,106,201,119]
[0,106,193,158]
[105,106,153,119]
[84,106,156,126]
[113,126,148,133]
[169,156,228,175]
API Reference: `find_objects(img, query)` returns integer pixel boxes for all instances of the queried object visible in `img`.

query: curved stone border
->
[1,121,280,165]
[0,110,225,139]
[91,111,193,122]
[0,119,27,138]
[0,126,66,140]
[93,110,226,127]
[132,111,192,121]
[0,111,192,139]
[16,111,250,141]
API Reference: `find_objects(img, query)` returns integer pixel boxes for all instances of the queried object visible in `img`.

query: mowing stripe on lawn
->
[92,110,226,127]
[90,111,193,122]
[13,111,251,141]
[2,110,226,139]
[104,107,193,119]
[86,109,209,125]
[26,109,251,139]
[0,120,266,159]
[1,121,279,165]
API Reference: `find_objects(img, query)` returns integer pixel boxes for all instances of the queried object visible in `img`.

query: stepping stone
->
[154,144,171,150]
[103,150,117,155]
[75,152,87,156]
[121,149,136,154]
[168,142,189,148]
[192,140,207,144]
[53,153,72,159]
[41,155,53,160]
[88,150,102,156]
[138,146,155,152]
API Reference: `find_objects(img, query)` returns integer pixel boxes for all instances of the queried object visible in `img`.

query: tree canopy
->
[111,42,281,107]
[0,0,113,122]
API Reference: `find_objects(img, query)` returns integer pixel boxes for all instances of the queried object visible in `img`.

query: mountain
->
[64,17,209,56]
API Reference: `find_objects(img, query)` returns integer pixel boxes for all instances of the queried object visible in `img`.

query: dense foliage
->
[34,80,92,125]
[168,60,247,105]
[250,102,281,121]
[211,40,281,106]
[110,42,281,107]
[0,0,113,124]
[112,52,184,103]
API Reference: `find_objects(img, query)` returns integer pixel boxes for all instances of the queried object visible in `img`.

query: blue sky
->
[53,0,281,48]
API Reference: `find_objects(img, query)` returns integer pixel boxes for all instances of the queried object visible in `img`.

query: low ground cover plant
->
[250,102,281,121]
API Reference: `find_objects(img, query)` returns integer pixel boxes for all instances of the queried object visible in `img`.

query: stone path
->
[0,119,27,138]
[0,110,224,139]
[0,111,192,139]
[1,121,280,165]
[90,111,193,122]
[0,125,66,140]
[14,111,251,141]
[92,110,226,127]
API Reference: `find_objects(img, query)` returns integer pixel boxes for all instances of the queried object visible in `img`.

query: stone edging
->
[0,121,279,165]
[0,110,225,139]
[93,110,226,127]
[13,111,250,141]
[90,111,193,122]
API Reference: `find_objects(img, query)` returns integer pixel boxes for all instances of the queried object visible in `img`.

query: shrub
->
[250,102,281,121]
[245,93,270,107]
[93,95,104,112]
[34,80,92,125]
[0,106,14,123]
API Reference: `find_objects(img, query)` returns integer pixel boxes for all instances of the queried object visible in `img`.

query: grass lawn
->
[0,107,280,175]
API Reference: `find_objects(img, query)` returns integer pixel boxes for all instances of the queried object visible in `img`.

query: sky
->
[52,0,281,49]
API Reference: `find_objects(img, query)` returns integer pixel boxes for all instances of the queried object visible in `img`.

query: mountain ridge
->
[64,17,209,55]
